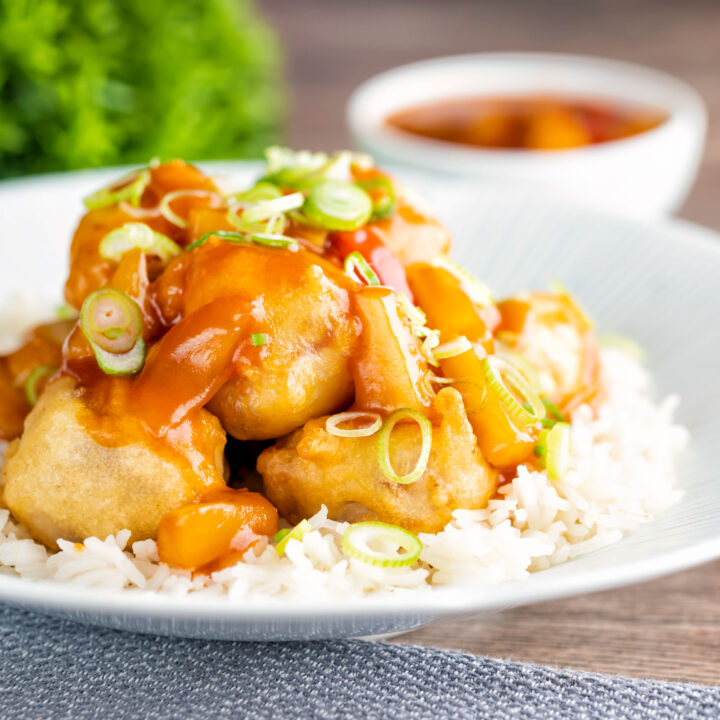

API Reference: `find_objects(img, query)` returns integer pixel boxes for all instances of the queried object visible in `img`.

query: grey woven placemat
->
[0,604,717,720]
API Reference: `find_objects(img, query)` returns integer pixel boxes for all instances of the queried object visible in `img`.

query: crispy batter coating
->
[1,378,226,547]
[258,387,498,534]
[163,244,358,441]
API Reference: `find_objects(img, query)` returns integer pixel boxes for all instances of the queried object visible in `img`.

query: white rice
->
[0,327,688,599]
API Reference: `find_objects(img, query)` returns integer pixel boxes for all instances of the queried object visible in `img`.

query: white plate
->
[0,162,718,640]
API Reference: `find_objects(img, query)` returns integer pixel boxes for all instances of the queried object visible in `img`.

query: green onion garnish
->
[481,355,546,426]
[303,181,372,231]
[227,181,283,205]
[159,190,222,229]
[249,232,299,250]
[24,365,57,407]
[83,170,151,211]
[344,251,380,286]
[80,288,146,376]
[251,333,267,347]
[537,422,572,480]
[495,347,542,394]
[325,411,382,438]
[241,192,304,225]
[89,340,146,377]
[542,397,566,423]
[341,521,422,568]
[433,336,472,360]
[377,408,432,485]
[358,177,396,219]
[99,223,181,264]
[186,230,247,251]
[274,519,313,557]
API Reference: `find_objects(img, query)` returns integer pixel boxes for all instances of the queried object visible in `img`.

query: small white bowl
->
[348,53,707,218]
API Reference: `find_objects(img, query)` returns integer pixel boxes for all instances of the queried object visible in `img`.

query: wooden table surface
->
[259,0,720,684]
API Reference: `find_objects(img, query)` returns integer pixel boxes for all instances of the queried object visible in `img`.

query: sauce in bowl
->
[386,95,668,151]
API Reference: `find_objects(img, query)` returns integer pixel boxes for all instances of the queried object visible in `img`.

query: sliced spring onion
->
[159,190,222,229]
[541,397,567,429]
[264,212,287,236]
[326,411,382,438]
[186,230,247,251]
[598,333,644,362]
[249,232,299,250]
[341,521,422,568]
[80,288,143,355]
[431,256,494,307]
[251,333,267,347]
[540,422,571,480]
[274,519,313,557]
[263,147,329,185]
[90,339,146,376]
[227,181,282,205]
[494,347,542,394]
[397,293,427,329]
[241,192,304,224]
[357,177,396,219]
[24,364,57,407]
[481,355,546,426]
[303,181,373,231]
[344,251,380,286]
[83,170,151,211]
[414,327,440,367]
[99,223,181,264]
[434,336,472,360]
[119,201,162,219]
[377,408,432,485]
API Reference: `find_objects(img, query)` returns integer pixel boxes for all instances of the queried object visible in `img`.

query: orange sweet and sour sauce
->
[386,95,668,151]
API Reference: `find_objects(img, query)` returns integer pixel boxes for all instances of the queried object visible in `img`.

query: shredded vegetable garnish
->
[536,422,572,480]
[481,355,546,426]
[344,251,380,286]
[434,336,472,360]
[251,333,267,347]
[274,520,313,557]
[326,411,383,438]
[83,170,151,211]
[80,288,146,375]
[186,230,246,251]
[249,232,299,250]
[414,327,440,367]
[397,293,427,329]
[495,347,542,394]
[99,223,181,264]
[241,192,304,225]
[227,181,282,205]
[377,408,432,485]
[358,177,396,219]
[159,189,222,229]
[341,521,422,568]
[431,256,494,307]
[540,397,567,428]
[303,181,373,231]
[24,365,57,407]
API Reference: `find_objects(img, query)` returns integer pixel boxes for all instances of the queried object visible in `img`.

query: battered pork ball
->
[155,242,359,441]
[258,387,498,534]
[1,377,226,547]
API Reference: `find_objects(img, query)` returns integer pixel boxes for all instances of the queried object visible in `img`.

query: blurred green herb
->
[0,0,284,176]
